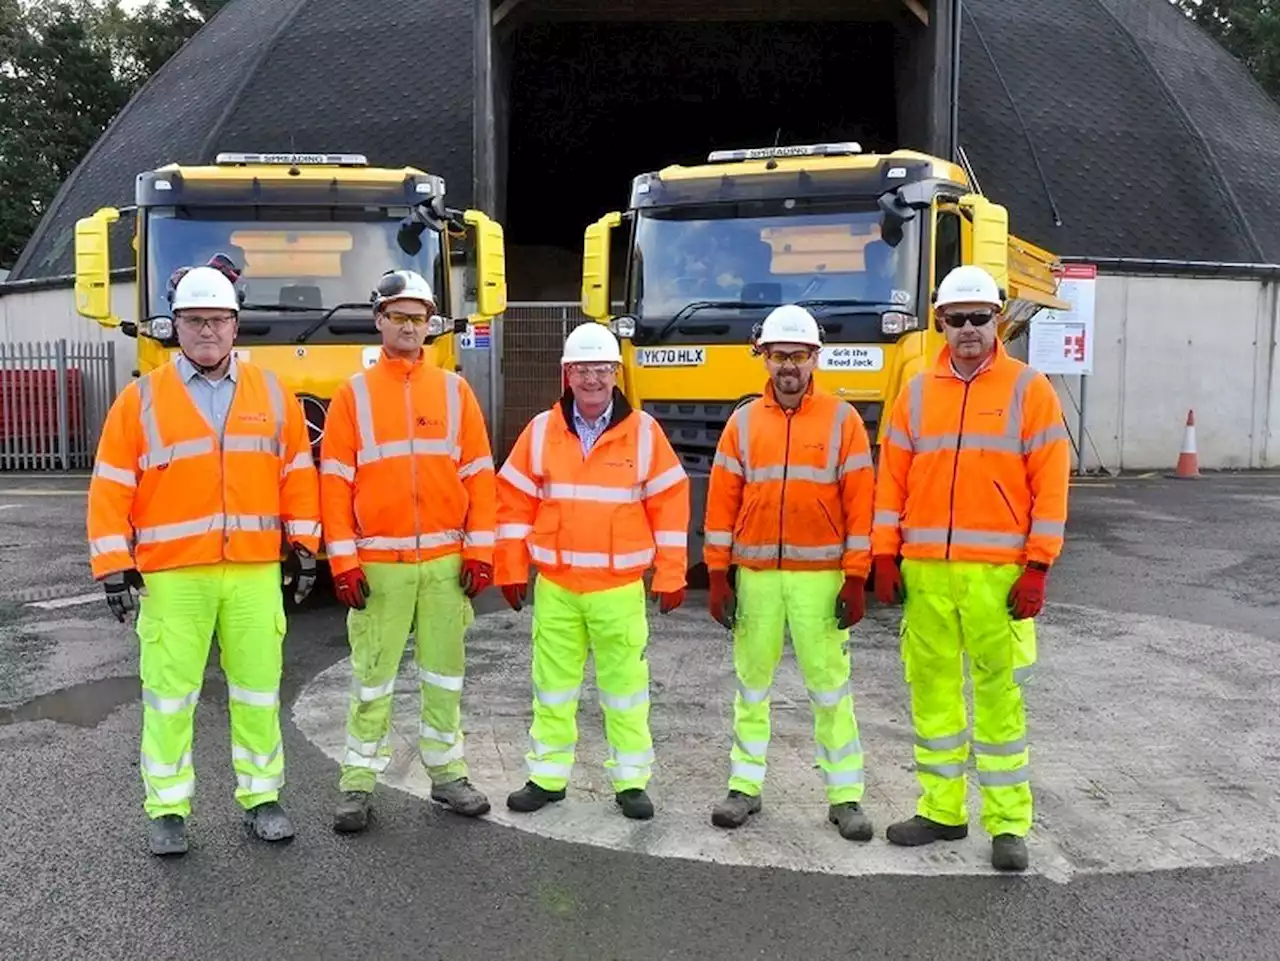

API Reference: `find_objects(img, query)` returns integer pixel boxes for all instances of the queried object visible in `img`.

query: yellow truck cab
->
[72,151,507,460]
[580,141,1066,572]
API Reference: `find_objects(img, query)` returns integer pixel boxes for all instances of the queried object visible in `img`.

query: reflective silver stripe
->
[808,684,850,708]
[736,680,770,704]
[1006,367,1036,441]
[458,455,494,479]
[977,767,1029,787]
[534,685,581,706]
[845,535,870,551]
[824,767,865,786]
[286,520,320,539]
[534,547,654,569]
[637,411,655,483]
[135,513,279,545]
[643,464,686,498]
[907,374,924,445]
[885,426,913,451]
[528,759,572,778]
[599,689,649,711]
[914,432,1023,455]
[321,459,356,482]
[147,781,194,803]
[263,370,285,440]
[531,738,574,757]
[498,462,540,498]
[141,750,192,778]
[419,669,464,692]
[357,531,462,551]
[465,530,495,548]
[1014,666,1033,685]
[874,510,900,526]
[328,539,357,557]
[350,373,378,464]
[496,523,532,540]
[139,437,215,470]
[713,451,744,476]
[731,760,767,782]
[654,530,687,548]
[419,724,457,745]
[746,464,835,484]
[1025,424,1071,453]
[734,736,769,757]
[421,743,465,767]
[826,402,848,477]
[816,738,863,764]
[528,544,557,565]
[840,452,873,475]
[918,762,965,779]
[734,542,843,562]
[974,738,1027,756]
[228,684,279,708]
[705,530,733,548]
[224,434,281,455]
[902,527,1026,549]
[90,534,131,557]
[233,744,282,768]
[529,410,551,479]
[137,375,163,457]
[917,730,969,751]
[610,747,655,768]
[613,766,651,782]
[282,451,314,475]
[733,405,752,475]
[342,751,390,772]
[444,371,463,461]
[353,677,396,702]
[347,733,390,756]
[237,773,283,793]
[143,688,200,714]
[94,462,135,486]
[1031,519,1065,538]
[544,482,641,504]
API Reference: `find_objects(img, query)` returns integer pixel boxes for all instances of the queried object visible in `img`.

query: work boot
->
[711,790,762,829]
[244,801,295,843]
[991,834,1029,872]
[885,814,968,847]
[148,814,188,856]
[828,802,874,841]
[615,788,654,821]
[431,778,491,818]
[333,791,372,834]
[506,781,566,813]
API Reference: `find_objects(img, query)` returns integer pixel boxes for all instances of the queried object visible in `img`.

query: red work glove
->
[872,555,905,606]
[459,559,493,598]
[834,575,866,629]
[1008,564,1048,620]
[333,568,371,610]
[708,569,736,630]
[500,583,527,611]
[654,587,685,615]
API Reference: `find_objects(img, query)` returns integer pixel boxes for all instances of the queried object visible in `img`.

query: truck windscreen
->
[629,199,920,345]
[144,207,444,338]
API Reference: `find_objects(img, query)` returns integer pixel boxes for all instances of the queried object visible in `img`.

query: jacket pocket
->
[610,503,654,572]
[815,498,842,540]
[531,503,562,567]
[993,480,1019,526]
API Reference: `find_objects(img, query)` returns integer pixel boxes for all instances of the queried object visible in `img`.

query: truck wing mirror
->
[74,207,122,328]
[464,209,507,320]
[582,210,622,320]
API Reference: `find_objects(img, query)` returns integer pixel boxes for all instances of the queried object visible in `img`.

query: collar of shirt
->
[949,351,994,382]
[573,401,612,433]
[176,352,238,384]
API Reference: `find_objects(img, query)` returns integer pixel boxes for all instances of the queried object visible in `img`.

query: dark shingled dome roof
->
[12,0,1280,280]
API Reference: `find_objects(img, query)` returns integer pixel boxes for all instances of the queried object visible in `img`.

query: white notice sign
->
[1029,263,1096,376]
[818,345,884,372]
[635,347,706,367]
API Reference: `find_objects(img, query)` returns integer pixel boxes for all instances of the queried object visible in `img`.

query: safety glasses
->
[566,363,618,379]
[764,348,816,365]
[384,310,436,327]
[942,310,996,329]
[177,314,235,331]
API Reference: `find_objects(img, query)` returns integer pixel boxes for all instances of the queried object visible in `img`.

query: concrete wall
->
[1050,272,1280,472]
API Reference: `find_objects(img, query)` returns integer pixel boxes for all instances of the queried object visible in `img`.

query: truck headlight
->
[147,317,174,340]
[610,316,637,339]
[426,315,448,337]
[880,311,919,335]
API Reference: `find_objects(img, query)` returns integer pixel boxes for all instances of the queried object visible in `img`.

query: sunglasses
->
[942,310,996,329]
[764,348,816,365]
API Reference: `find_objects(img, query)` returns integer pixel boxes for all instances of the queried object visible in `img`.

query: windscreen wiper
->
[792,298,887,309]
[647,300,779,345]
[294,302,375,344]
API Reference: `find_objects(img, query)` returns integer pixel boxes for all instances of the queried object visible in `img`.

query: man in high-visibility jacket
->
[495,322,689,821]
[87,264,321,857]
[703,304,876,840]
[320,269,496,832]
[872,265,1071,872]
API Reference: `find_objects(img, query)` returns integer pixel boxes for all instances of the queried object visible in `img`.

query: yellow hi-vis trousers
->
[339,555,474,791]
[136,562,286,819]
[525,576,654,793]
[729,568,867,804]
[900,559,1037,837]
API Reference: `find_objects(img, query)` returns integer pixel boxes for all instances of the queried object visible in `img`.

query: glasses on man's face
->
[177,315,235,332]
[942,310,996,329]
[765,348,816,366]
[566,363,617,379]
[384,309,436,328]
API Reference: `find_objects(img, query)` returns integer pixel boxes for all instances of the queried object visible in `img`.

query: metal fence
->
[0,341,117,471]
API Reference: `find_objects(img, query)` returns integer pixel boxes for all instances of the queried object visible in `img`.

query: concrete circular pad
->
[292,600,1280,883]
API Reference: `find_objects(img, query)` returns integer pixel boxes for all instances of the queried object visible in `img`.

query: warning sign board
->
[459,321,491,350]
[1030,263,1096,376]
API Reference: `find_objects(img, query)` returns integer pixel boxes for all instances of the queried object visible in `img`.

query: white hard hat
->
[373,269,435,310]
[934,265,1004,309]
[171,266,239,313]
[562,322,622,365]
[757,304,823,348]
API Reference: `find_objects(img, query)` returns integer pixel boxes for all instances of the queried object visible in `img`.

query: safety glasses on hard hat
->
[764,347,816,365]
[942,309,996,329]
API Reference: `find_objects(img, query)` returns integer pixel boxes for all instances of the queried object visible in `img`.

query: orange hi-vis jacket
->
[87,359,320,579]
[319,350,496,577]
[495,389,690,595]
[704,380,875,578]
[871,339,1071,567]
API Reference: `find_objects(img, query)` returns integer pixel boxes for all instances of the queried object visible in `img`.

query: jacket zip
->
[404,370,422,558]
[945,380,973,559]
[777,409,794,569]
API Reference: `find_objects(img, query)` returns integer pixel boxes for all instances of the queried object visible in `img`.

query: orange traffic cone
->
[1173,409,1201,479]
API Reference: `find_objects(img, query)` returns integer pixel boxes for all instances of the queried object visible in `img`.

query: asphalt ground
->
[1,471,1278,960]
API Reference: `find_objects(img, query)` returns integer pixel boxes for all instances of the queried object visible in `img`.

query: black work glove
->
[104,569,145,623]
[282,543,317,604]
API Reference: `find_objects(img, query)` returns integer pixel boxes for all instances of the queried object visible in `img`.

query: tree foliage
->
[1175,1,1280,101]
[0,0,228,268]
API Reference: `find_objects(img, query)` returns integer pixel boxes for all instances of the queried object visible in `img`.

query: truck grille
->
[644,398,884,474]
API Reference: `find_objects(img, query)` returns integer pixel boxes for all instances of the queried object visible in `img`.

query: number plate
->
[635,347,707,367]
